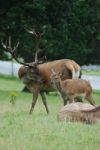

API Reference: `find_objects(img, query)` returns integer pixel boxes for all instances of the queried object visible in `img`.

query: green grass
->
[82,70,100,76]
[0,75,100,150]
[0,74,23,91]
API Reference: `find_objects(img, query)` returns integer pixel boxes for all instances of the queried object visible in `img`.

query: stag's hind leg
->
[29,92,39,114]
[40,91,49,114]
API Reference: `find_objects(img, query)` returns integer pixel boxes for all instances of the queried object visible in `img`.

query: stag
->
[1,32,81,114]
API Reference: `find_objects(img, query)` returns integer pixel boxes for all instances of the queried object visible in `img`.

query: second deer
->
[51,70,96,106]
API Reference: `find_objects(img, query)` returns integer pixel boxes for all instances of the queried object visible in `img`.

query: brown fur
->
[1,36,81,114]
[18,59,80,81]
[18,59,81,114]
[51,73,95,106]
[58,102,100,123]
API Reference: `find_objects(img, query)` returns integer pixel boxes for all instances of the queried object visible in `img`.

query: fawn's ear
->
[51,68,56,74]
[58,71,62,77]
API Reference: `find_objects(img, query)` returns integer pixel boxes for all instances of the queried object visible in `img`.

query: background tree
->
[0,0,100,65]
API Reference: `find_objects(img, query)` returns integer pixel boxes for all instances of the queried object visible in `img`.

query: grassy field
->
[0,75,100,150]
[82,70,100,76]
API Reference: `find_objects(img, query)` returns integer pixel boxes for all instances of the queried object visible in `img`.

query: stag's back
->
[38,59,80,82]
[18,59,81,90]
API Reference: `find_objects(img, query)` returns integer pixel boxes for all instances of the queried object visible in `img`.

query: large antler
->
[26,28,47,63]
[1,36,40,67]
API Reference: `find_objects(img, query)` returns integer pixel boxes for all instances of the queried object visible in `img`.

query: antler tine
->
[26,29,38,37]
[1,36,13,53]
[8,36,19,53]
[13,41,20,51]
[1,36,32,67]
[1,40,7,49]
[39,30,45,37]
[26,28,45,38]
[8,36,11,49]
[26,28,47,66]
[34,50,38,63]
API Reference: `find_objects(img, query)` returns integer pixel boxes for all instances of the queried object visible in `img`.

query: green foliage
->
[0,74,23,91]
[0,0,100,64]
[10,91,18,105]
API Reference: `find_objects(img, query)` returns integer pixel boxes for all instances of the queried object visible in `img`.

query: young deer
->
[51,70,96,106]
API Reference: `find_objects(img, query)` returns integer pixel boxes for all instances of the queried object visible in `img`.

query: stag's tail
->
[71,68,82,79]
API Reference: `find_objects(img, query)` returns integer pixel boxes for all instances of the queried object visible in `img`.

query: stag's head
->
[1,34,45,83]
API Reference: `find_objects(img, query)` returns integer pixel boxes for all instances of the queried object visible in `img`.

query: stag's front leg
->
[40,91,49,114]
[29,92,39,114]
